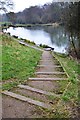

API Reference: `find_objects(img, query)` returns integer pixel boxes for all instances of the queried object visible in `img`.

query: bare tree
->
[0,0,14,13]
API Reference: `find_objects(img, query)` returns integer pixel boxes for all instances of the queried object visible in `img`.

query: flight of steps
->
[2,51,68,110]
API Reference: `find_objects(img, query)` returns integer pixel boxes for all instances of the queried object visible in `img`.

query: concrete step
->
[40,60,54,62]
[2,91,52,110]
[18,85,60,97]
[29,78,68,81]
[40,59,56,62]
[41,58,54,60]
[37,65,61,67]
[35,72,66,75]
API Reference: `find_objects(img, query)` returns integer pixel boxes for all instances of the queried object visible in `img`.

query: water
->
[4,26,70,53]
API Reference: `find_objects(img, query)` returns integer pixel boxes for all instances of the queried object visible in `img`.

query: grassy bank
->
[53,52,79,104]
[0,22,59,29]
[15,23,59,27]
[2,34,42,90]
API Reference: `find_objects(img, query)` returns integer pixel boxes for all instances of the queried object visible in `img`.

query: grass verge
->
[50,52,79,118]
[53,52,79,104]
[2,34,42,90]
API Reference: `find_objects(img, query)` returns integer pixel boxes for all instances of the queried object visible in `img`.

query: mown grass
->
[53,52,79,103]
[2,34,42,90]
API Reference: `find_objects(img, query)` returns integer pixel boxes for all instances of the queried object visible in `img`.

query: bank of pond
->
[2,24,80,59]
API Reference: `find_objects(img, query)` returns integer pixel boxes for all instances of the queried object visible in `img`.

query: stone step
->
[40,59,56,61]
[35,72,66,75]
[41,58,54,60]
[29,78,68,81]
[41,58,53,60]
[18,85,60,97]
[37,65,61,67]
[2,91,52,110]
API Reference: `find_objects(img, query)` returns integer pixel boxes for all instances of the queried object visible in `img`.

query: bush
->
[12,35,18,38]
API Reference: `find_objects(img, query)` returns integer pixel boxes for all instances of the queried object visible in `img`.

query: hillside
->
[2,34,42,90]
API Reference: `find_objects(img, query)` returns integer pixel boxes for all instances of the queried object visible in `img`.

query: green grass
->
[2,34,42,90]
[0,22,11,24]
[23,39,36,46]
[0,22,12,29]
[56,80,69,93]
[53,52,79,103]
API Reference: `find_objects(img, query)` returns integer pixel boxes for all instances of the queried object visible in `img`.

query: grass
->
[53,52,79,103]
[1,33,79,118]
[0,23,58,28]
[56,80,69,94]
[0,22,11,25]
[22,39,36,46]
[2,34,42,90]
[49,52,79,118]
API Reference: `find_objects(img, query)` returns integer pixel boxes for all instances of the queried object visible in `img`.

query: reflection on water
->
[4,26,79,54]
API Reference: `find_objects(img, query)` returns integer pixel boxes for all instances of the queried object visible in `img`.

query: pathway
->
[2,50,68,118]
[19,40,44,51]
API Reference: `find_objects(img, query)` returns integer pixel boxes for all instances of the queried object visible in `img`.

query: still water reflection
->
[4,26,70,53]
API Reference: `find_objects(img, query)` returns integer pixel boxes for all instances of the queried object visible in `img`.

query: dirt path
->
[2,51,69,118]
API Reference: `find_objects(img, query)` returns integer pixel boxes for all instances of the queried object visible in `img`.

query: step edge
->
[2,91,52,110]
[35,72,66,74]
[29,78,68,80]
[18,85,60,97]
[37,65,61,67]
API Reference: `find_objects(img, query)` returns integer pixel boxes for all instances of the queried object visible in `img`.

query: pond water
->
[4,26,72,53]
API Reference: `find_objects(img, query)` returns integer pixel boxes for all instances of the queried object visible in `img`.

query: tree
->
[0,0,14,13]
[7,12,16,24]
